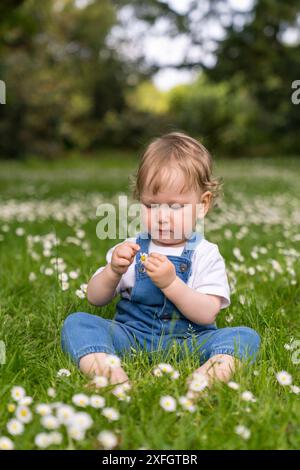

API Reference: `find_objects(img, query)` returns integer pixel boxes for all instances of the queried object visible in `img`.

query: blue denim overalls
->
[113,230,215,353]
[61,231,261,367]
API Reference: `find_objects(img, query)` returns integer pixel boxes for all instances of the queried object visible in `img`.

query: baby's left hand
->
[143,253,176,290]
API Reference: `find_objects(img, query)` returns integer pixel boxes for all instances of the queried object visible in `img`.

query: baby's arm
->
[162,278,221,325]
[86,241,140,306]
[143,252,221,325]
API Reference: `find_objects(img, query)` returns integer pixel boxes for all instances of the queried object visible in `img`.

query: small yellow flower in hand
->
[140,252,148,263]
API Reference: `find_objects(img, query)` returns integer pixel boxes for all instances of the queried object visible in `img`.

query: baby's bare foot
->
[80,352,131,387]
[110,366,130,386]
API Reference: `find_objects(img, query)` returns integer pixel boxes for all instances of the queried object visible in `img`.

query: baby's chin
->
[151,230,186,246]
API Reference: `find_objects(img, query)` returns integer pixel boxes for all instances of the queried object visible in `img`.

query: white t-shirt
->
[92,236,231,309]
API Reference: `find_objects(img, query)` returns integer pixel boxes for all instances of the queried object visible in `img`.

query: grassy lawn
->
[0,152,299,450]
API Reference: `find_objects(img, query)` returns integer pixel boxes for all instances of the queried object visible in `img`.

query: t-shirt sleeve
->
[193,246,231,309]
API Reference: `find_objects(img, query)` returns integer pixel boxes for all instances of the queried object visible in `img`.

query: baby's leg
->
[61,312,135,385]
[79,352,130,385]
[185,326,260,389]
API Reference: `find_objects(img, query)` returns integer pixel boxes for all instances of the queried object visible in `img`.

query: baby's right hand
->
[110,241,140,276]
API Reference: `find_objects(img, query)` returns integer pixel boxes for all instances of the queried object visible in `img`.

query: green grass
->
[0,152,299,450]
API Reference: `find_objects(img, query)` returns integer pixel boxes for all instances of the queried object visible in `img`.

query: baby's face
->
[140,172,210,246]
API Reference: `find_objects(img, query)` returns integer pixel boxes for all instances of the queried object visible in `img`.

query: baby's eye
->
[170,203,183,210]
[143,203,159,209]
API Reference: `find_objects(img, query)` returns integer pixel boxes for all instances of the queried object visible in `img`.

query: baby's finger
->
[145,258,160,268]
[116,258,130,266]
[125,242,141,253]
[149,252,165,261]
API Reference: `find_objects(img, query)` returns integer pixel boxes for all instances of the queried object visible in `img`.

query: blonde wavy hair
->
[129,131,223,212]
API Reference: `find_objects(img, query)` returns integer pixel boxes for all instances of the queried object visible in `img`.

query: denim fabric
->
[61,231,260,367]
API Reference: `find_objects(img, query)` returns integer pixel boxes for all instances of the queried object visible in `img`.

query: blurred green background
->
[1,0,300,160]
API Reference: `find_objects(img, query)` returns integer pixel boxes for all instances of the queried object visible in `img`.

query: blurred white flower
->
[227,381,240,390]
[41,415,60,430]
[35,432,52,448]
[241,391,256,402]
[98,430,118,449]
[102,407,120,422]
[57,368,71,377]
[56,404,75,425]
[35,404,52,416]
[276,371,292,386]
[104,354,121,368]
[70,412,93,431]
[90,395,105,409]
[235,425,251,440]
[0,436,14,450]
[157,363,174,374]
[11,386,26,402]
[188,372,208,392]
[7,419,24,436]
[72,393,90,408]
[47,387,56,398]
[92,375,108,388]
[160,396,177,412]
[16,405,33,423]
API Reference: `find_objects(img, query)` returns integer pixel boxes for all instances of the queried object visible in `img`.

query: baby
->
[61,132,260,388]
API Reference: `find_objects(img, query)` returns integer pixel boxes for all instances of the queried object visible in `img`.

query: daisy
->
[7,404,16,413]
[69,270,79,279]
[111,385,128,401]
[70,412,93,431]
[178,396,196,412]
[11,386,26,402]
[140,253,148,262]
[160,396,177,412]
[241,391,257,403]
[235,425,251,440]
[90,395,105,409]
[276,370,292,386]
[170,370,180,380]
[72,393,90,408]
[152,367,163,377]
[227,381,240,390]
[92,375,108,388]
[104,354,121,368]
[41,415,60,430]
[158,363,174,374]
[0,436,14,450]
[189,373,208,392]
[102,407,120,422]
[75,289,85,299]
[47,387,56,398]
[290,385,300,395]
[57,368,71,377]
[56,404,75,425]
[58,272,68,282]
[29,272,37,282]
[49,431,63,445]
[16,405,33,424]
[35,404,52,416]
[80,283,88,293]
[7,419,24,436]
[67,426,85,441]
[19,396,33,406]
[98,430,118,449]
[61,281,69,291]
[35,432,52,449]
